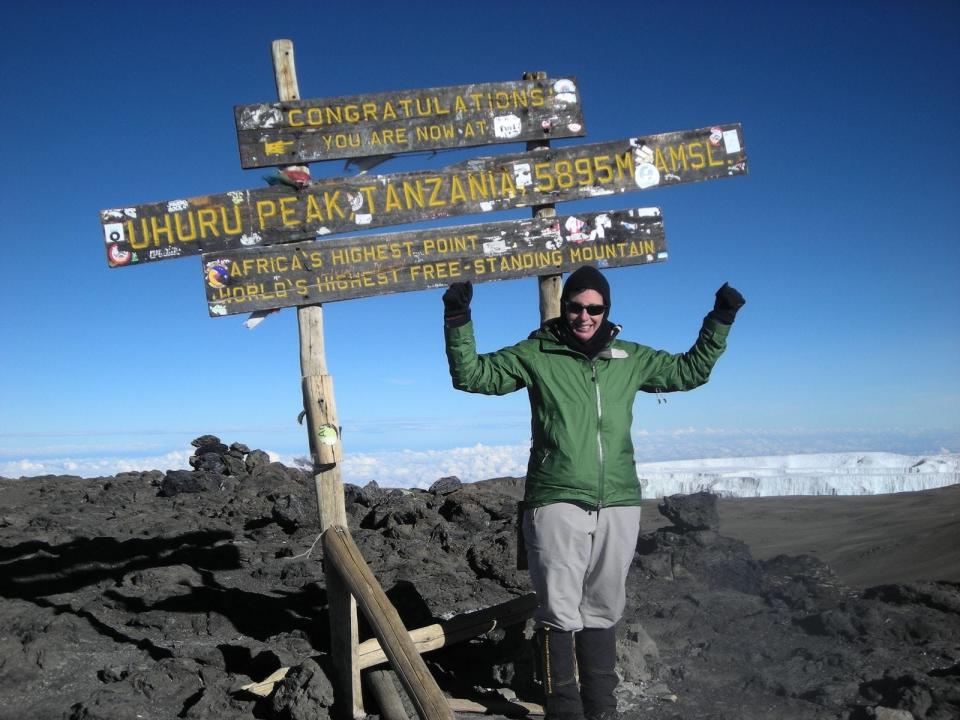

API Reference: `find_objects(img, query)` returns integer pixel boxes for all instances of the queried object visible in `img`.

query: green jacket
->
[444,317,730,508]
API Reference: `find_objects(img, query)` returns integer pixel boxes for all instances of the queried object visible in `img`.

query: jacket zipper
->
[592,361,604,509]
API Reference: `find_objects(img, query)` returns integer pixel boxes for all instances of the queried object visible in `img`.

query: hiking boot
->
[575,626,619,720]
[536,627,586,720]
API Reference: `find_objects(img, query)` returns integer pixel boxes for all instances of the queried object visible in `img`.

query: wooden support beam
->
[271,38,363,720]
[366,669,409,720]
[523,70,561,324]
[323,525,454,720]
[358,592,537,670]
[448,697,544,717]
[240,593,538,697]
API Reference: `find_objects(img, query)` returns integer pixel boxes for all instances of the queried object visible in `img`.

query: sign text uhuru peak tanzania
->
[235,78,585,167]
[103,124,745,268]
[202,208,666,315]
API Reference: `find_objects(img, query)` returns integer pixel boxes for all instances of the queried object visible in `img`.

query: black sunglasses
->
[565,301,606,316]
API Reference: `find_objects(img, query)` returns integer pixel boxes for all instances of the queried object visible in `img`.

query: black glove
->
[708,283,745,325]
[443,281,473,327]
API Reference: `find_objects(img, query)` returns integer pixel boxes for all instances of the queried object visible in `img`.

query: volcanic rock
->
[1,438,958,720]
[658,491,719,531]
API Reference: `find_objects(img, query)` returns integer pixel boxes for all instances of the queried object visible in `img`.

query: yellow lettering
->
[402,180,425,210]
[467,172,489,200]
[668,144,688,172]
[197,208,218,239]
[654,148,669,174]
[264,140,294,156]
[706,141,725,167]
[384,183,402,212]
[425,177,445,207]
[305,194,326,223]
[687,141,705,170]
[221,205,241,235]
[288,109,304,127]
[358,185,377,214]
[173,212,197,242]
[256,199,277,228]
[498,170,518,198]
[324,191,345,220]
[279,196,299,226]
[150,215,174,245]
[449,175,466,204]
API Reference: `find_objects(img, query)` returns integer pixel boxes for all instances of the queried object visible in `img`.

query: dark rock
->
[190,452,227,474]
[863,582,960,615]
[158,470,220,496]
[229,442,251,456]
[428,475,462,495]
[271,658,335,720]
[222,453,247,477]
[191,434,221,448]
[245,449,271,472]
[658,491,720,531]
[272,494,310,532]
[190,435,229,458]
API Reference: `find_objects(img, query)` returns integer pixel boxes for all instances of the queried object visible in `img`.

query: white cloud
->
[0,450,193,479]
[3,428,957,494]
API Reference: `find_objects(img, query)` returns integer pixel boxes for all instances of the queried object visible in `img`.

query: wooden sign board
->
[234,78,585,168]
[102,124,744,269]
[201,207,666,316]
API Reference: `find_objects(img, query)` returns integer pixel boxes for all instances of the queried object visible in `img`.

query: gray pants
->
[523,503,642,632]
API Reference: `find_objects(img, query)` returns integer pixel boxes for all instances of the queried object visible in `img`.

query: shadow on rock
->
[0,530,239,600]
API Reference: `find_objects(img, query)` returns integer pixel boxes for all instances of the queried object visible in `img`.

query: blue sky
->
[1,1,958,480]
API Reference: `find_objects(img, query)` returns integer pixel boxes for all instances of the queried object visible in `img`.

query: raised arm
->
[639,283,745,392]
[443,282,529,396]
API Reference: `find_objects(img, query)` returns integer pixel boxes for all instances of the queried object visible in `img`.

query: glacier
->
[636,452,960,498]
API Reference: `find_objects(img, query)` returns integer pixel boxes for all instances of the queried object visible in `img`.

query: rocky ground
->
[1,436,958,720]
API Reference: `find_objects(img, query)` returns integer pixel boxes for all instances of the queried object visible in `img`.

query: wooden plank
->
[323,525,454,720]
[241,593,539,697]
[366,669,408,720]
[448,697,544,717]
[101,123,745,268]
[357,593,538,670]
[202,207,667,316]
[234,77,585,168]
[270,38,363,720]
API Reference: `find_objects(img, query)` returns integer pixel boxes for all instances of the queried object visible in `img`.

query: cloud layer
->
[2,427,956,486]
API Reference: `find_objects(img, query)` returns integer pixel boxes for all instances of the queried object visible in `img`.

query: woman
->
[443,266,744,720]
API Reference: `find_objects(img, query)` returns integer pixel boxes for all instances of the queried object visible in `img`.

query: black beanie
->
[562,265,611,308]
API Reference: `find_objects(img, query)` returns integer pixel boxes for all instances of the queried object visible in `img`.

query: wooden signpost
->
[235,77,586,167]
[99,37,749,720]
[100,124,745,268]
[201,207,666,315]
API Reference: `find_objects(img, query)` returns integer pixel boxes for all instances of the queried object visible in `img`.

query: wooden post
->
[324,525,454,720]
[271,39,363,720]
[524,71,561,324]
[366,669,409,720]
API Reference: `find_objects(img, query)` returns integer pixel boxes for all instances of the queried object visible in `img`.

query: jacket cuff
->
[707,308,736,325]
[703,314,732,338]
[444,310,471,328]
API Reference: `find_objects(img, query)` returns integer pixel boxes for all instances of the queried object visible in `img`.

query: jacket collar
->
[531,318,625,358]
